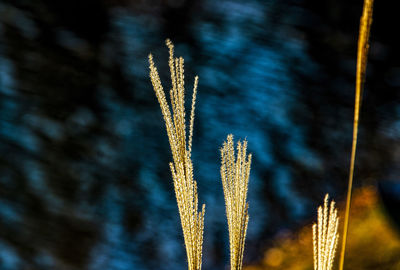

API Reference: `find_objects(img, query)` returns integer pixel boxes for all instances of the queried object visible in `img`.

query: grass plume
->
[339,1,374,269]
[148,39,205,270]
[312,194,339,270]
[220,134,252,270]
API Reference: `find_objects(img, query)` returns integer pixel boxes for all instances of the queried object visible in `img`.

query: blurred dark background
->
[0,0,399,269]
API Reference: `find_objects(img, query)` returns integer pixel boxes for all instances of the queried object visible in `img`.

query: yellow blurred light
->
[264,248,283,267]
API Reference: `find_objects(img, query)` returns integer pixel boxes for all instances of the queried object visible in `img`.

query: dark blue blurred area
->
[0,0,399,269]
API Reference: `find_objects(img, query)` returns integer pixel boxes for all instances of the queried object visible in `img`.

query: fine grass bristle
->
[149,39,205,270]
[312,194,339,270]
[220,134,252,270]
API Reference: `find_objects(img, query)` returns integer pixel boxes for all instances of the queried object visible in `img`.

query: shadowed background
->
[0,0,399,269]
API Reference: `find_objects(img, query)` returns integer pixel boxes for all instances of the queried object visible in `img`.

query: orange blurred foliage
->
[244,187,400,270]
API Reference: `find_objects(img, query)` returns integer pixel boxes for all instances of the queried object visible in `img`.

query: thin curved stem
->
[338,1,373,269]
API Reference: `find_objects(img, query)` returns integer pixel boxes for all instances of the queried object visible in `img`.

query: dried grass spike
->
[149,39,204,270]
[221,134,252,270]
[312,194,339,270]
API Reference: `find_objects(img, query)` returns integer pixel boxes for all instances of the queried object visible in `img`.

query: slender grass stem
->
[338,1,373,270]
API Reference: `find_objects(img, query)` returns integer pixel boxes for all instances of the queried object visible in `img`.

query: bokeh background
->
[0,0,400,269]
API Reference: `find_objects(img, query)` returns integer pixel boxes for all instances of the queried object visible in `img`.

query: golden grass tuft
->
[312,194,339,270]
[221,134,252,270]
[148,39,205,270]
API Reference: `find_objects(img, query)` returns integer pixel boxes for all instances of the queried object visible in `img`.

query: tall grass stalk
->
[339,1,374,269]
[220,135,252,270]
[148,39,205,270]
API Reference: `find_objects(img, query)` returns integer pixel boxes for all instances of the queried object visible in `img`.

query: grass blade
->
[338,1,374,269]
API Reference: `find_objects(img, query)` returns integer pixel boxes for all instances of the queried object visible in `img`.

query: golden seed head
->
[313,194,339,270]
[149,40,204,270]
[221,134,252,270]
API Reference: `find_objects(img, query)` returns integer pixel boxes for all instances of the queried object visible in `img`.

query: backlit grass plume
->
[148,39,205,270]
[312,194,339,270]
[221,134,252,270]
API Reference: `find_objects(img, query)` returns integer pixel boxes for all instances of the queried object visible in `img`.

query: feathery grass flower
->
[221,134,252,270]
[149,39,205,270]
[313,194,339,270]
